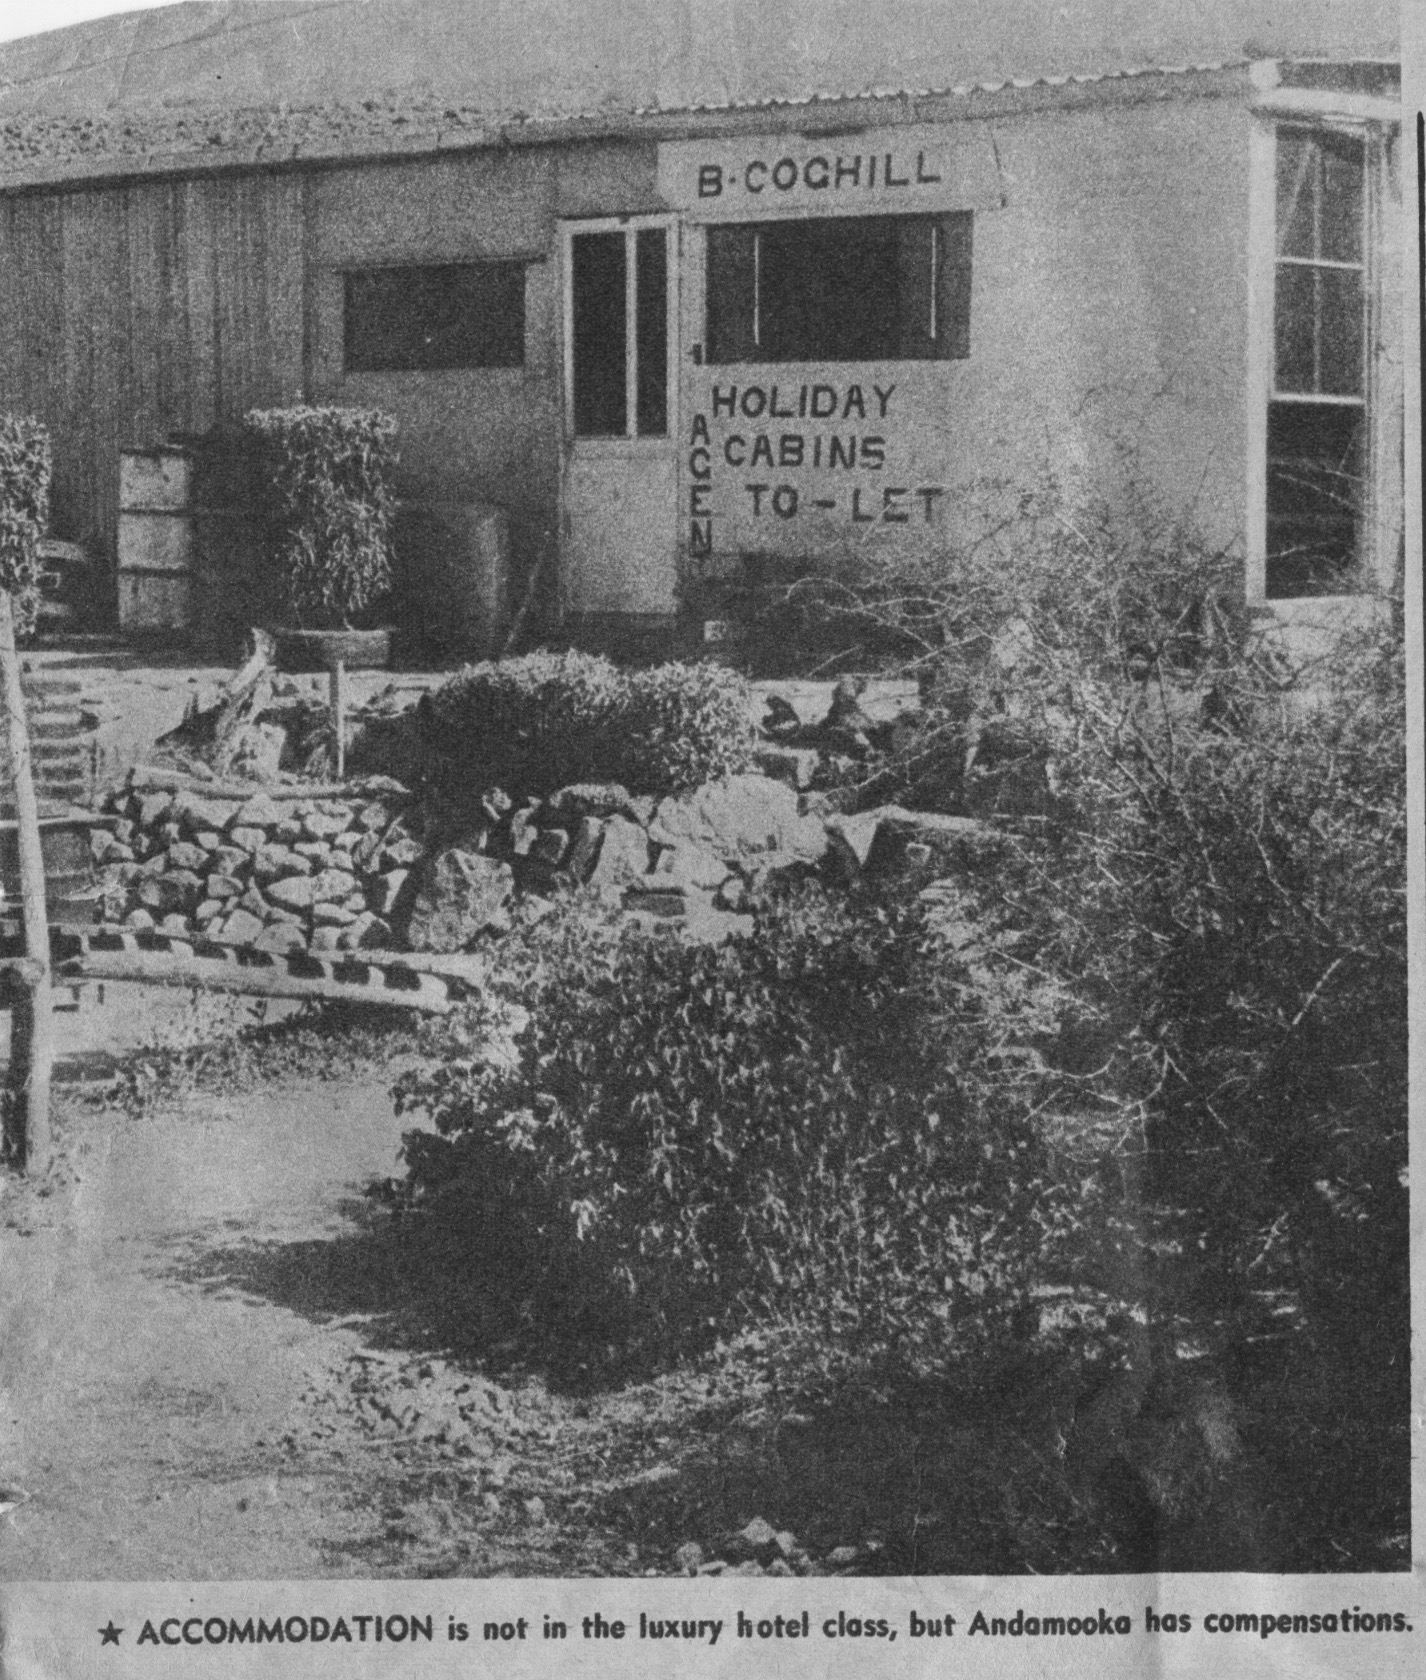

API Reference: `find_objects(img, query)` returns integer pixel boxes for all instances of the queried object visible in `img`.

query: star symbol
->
[99,1622,122,1646]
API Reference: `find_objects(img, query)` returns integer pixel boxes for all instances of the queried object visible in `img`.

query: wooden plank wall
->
[0,171,306,603]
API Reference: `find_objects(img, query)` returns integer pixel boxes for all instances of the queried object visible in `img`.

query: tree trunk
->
[0,592,52,1172]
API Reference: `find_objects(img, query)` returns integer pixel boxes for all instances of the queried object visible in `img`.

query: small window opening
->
[343,263,525,373]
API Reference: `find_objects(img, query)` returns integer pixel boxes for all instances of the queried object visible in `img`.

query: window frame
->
[1246,95,1401,612]
[702,210,973,366]
[340,259,529,375]
[560,216,678,447]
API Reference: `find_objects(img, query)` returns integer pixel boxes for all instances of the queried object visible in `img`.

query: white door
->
[561,217,679,616]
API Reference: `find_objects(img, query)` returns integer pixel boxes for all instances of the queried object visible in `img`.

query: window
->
[705,212,971,364]
[1266,129,1366,597]
[343,263,525,373]
[569,225,670,438]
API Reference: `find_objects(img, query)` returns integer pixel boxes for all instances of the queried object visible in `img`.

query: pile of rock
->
[89,777,423,955]
[88,757,991,959]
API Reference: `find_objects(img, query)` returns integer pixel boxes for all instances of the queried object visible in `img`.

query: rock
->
[266,907,306,928]
[158,912,191,937]
[766,1558,796,1577]
[313,901,357,926]
[254,922,306,954]
[360,775,409,798]
[309,926,343,952]
[674,1542,705,1574]
[405,850,514,953]
[753,744,820,790]
[653,842,729,891]
[229,825,267,854]
[529,827,569,866]
[137,791,173,827]
[214,907,265,947]
[229,792,283,831]
[135,851,168,878]
[383,835,424,869]
[774,1529,800,1557]
[564,816,604,883]
[523,1496,546,1523]
[509,806,540,858]
[206,873,243,900]
[177,795,241,834]
[824,811,882,880]
[138,870,203,915]
[357,799,395,832]
[226,721,285,782]
[193,898,223,924]
[863,807,992,873]
[293,840,332,862]
[726,1517,780,1562]
[165,840,211,873]
[369,868,409,917]
[158,821,183,846]
[240,884,270,920]
[731,1561,766,1577]
[212,846,249,877]
[480,787,512,824]
[311,868,361,903]
[586,814,650,891]
[654,775,827,865]
[541,782,641,824]
[90,830,133,865]
[331,830,360,853]
[824,1545,861,1568]
[302,810,349,841]
[696,1561,728,1577]
[112,818,136,843]
[267,874,317,911]
[351,830,383,871]
[193,830,223,852]
[123,907,154,931]
[254,844,312,883]
[274,816,305,844]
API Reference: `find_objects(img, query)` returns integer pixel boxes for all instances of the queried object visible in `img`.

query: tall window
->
[705,213,972,364]
[1266,129,1366,598]
[570,226,669,438]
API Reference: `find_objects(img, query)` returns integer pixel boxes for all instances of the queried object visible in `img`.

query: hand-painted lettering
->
[778,434,804,467]
[884,153,910,187]
[872,383,896,417]
[828,436,857,470]
[745,161,767,193]
[690,484,712,514]
[772,485,798,519]
[711,385,737,418]
[689,413,710,445]
[860,435,885,468]
[770,385,796,418]
[842,385,866,420]
[690,517,713,556]
[772,158,798,190]
[916,486,944,521]
[741,386,768,419]
[750,434,775,467]
[689,446,711,479]
[723,434,746,465]
[851,488,876,522]
[835,154,862,188]
[745,484,770,515]
[882,487,910,522]
[804,156,830,189]
[811,385,838,418]
[698,165,723,198]
[916,151,942,183]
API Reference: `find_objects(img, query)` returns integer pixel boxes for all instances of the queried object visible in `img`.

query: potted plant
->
[243,405,398,671]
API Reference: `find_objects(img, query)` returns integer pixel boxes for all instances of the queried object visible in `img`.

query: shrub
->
[393,881,1120,1366]
[0,415,51,637]
[422,649,757,796]
[243,405,398,627]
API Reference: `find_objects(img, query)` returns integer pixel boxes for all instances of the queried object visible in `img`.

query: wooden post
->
[329,658,347,781]
[0,592,52,1172]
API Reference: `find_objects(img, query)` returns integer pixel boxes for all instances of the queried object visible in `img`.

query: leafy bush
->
[0,415,51,637]
[394,880,1121,1366]
[243,405,398,627]
[422,650,757,797]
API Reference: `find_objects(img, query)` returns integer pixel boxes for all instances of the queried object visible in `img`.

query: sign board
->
[658,124,1002,220]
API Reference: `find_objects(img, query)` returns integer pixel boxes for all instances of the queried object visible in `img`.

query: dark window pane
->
[706,225,758,362]
[1275,130,1316,258]
[572,232,626,436]
[705,213,972,364]
[635,227,668,437]
[344,263,525,372]
[1318,132,1364,262]
[1317,265,1363,395]
[1276,129,1364,263]
[1273,264,1316,392]
[1266,400,1364,598]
